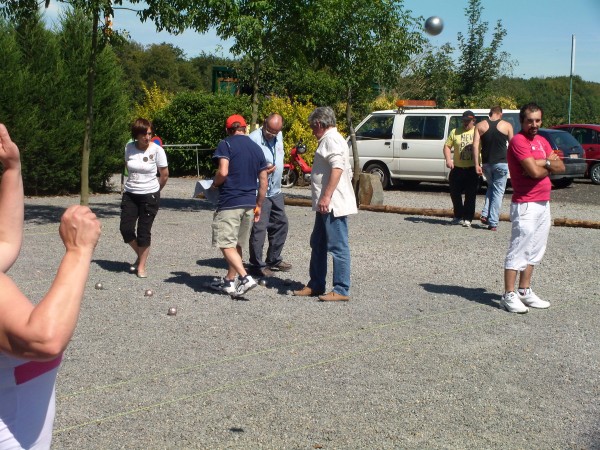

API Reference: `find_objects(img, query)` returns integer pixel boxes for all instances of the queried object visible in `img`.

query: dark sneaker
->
[233,275,257,298]
[488,225,497,231]
[480,216,488,225]
[208,277,236,295]
[268,261,292,272]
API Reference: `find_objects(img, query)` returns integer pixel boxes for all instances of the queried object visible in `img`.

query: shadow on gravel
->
[164,271,212,293]
[420,283,500,308]
[24,204,65,225]
[404,216,450,226]
[94,259,131,274]
[196,257,228,270]
[25,203,121,226]
[160,197,214,212]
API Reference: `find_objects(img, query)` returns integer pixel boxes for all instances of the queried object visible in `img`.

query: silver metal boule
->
[283,279,292,286]
[167,307,177,316]
[95,282,103,290]
[259,279,267,287]
[144,289,153,297]
[424,16,443,36]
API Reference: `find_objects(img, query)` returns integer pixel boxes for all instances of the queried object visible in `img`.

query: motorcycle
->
[281,139,311,188]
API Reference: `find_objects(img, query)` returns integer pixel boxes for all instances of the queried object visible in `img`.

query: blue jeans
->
[481,163,509,227]
[308,212,351,296]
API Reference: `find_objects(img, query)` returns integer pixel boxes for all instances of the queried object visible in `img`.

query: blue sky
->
[45,0,600,83]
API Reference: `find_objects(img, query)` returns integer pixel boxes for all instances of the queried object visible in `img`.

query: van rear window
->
[403,116,445,140]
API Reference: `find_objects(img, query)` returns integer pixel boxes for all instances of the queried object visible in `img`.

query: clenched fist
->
[59,205,102,252]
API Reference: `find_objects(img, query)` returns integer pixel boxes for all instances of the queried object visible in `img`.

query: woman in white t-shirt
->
[119,118,169,278]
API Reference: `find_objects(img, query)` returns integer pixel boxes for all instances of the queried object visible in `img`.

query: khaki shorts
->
[212,207,254,248]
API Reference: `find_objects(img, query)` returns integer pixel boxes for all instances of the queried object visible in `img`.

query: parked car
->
[536,128,587,188]
[550,124,600,184]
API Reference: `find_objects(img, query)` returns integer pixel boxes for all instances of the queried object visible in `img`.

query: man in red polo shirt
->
[501,103,565,314]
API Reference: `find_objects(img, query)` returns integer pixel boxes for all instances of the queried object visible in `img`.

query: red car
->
[551,124,600,184]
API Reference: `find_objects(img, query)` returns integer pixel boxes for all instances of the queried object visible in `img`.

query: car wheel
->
[364,163,391,189]
[551,178,573,189]
[281,167,298,188]
[590,163,600,185]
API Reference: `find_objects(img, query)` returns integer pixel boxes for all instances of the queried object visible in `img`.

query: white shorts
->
[504,201,551,272]
[0,353,61,450]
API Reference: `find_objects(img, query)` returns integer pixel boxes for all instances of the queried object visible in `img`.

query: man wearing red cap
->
[208,115,269,298]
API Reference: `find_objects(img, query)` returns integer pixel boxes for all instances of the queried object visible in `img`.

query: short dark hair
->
[131,118,152,139]
[519,103,543,123]
[489,106,502,116]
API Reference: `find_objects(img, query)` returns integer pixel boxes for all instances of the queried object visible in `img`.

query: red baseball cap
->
[225,114,247,129]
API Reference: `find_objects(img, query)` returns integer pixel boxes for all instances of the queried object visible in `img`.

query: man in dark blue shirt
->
[209,115,269,298]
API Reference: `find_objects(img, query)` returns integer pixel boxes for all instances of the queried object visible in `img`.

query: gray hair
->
[308,106,336,129]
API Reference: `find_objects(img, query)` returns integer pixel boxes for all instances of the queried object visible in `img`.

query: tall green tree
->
[455,0,513,104]
[293,0,425,188]
[2,0,202,203]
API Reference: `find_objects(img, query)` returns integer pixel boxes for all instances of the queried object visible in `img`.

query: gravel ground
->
[12,176,600,449]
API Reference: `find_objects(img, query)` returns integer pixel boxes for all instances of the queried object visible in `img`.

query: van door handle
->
[401,143,408,149]
[384,141,391,146]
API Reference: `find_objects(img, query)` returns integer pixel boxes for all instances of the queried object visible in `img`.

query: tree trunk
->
[250,58,260,130]
[345,88,360,201]
[80,8,99,205]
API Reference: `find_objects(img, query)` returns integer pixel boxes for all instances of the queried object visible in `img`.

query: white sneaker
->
[233,275,257,298]
[518,288,550,309]
[208,277,236,295]
[500,291,529,314]
[462,220,471,228]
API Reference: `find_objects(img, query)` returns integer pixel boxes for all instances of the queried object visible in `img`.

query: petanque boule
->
[144,289,154,297]
[167,307,177,316]
[94,282,103,290]
[424,16,443,36]
[259,279,267,287]
[283,279,292,286]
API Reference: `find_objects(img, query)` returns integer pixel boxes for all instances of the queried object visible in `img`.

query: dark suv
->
[536,129,587,188]
[551,124,600,184]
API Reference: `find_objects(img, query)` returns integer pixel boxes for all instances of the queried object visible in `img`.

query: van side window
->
[403,116,445,140]
[355,115,394,140]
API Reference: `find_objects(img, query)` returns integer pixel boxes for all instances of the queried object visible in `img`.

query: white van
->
[350,102,521,188]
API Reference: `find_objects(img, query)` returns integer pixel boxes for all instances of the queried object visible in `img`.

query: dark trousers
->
[119,190,160,247]
[249,192,288,268]
[449,166,478,221]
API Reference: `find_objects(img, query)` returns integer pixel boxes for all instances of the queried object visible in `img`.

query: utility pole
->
[568,34,575,124]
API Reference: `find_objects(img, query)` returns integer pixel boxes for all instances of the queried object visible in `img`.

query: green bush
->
[153,92,252,176]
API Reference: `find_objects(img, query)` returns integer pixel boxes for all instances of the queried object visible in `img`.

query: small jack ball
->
[167,307,177,316]
[424,16,444,36]
[95,282,103,290]
[144,289,154,297]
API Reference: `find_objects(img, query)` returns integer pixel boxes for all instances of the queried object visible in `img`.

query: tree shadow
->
[24,203,121,226]
[420,283,500,309]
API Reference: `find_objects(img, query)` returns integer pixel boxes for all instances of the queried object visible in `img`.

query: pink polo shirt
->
[507,132,552,203]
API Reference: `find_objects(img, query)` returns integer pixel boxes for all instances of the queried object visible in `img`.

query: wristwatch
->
[545,159,551,169]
